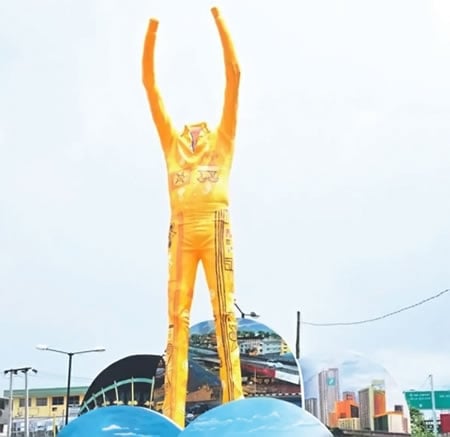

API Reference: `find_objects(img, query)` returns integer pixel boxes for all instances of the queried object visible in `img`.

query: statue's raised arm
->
[142,19,176,151]
[212,7,241,142]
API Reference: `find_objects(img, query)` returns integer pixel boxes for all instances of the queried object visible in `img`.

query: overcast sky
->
[1,0,450,397]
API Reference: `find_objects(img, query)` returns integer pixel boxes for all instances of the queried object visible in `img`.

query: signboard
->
[404,390,450,410]
[326,376,336,386]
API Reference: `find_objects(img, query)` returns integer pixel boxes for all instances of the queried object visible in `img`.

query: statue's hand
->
[211,6,220,19]
[149,18,159,32]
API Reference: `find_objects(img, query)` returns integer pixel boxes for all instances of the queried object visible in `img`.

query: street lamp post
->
[234,301,260,319]
[65,353,74,427]
[429,374,438,436]
[36,345,105,425]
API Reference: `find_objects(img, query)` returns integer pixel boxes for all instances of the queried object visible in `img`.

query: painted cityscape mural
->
[152,317,303,423]
[300,350,411,434]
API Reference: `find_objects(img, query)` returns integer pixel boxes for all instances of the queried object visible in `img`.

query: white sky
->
[1,0,450,396]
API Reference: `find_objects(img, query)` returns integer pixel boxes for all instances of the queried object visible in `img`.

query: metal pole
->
[295,311,300,360]
[234,301,245,318]
[7,371,13,437]
[24,370,29,437]
[234,301,259,319]
[65,353,73,426]
[430,374,438,436]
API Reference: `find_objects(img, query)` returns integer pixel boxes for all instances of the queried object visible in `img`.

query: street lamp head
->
[249,312,260,319]
[36,344,105,355]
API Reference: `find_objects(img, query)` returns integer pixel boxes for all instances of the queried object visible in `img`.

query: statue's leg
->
[163,217,199,428]
[201,209,243,403]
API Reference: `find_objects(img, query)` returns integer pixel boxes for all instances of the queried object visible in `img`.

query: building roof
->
[3,386,89,398]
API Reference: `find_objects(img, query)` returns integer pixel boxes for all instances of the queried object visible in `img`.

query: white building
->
[338,417,361,430]
[318,368,340,426]
[305,397,318,418]
[239,338,282,355]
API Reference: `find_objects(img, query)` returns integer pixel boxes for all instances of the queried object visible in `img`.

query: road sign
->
[404,391,450,410]
[436,391,450,409]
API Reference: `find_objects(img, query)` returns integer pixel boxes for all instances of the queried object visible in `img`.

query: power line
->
[2,371,92,383]
[29,371,92,382]
[302,288,449,327]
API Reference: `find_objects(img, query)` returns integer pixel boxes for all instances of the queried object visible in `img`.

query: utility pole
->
[21,367,38,437]
[3,367,37,437]
[24,369,29,437]
[429,374,438,436]
[3,370,14,437]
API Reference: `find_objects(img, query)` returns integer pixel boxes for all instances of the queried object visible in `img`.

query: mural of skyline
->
[301,351,410,434]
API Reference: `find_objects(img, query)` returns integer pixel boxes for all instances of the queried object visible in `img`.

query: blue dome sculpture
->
[181,397,333,436]
[58,405,181,437]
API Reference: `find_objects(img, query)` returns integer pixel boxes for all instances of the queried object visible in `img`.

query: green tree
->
[410,407,433,437]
